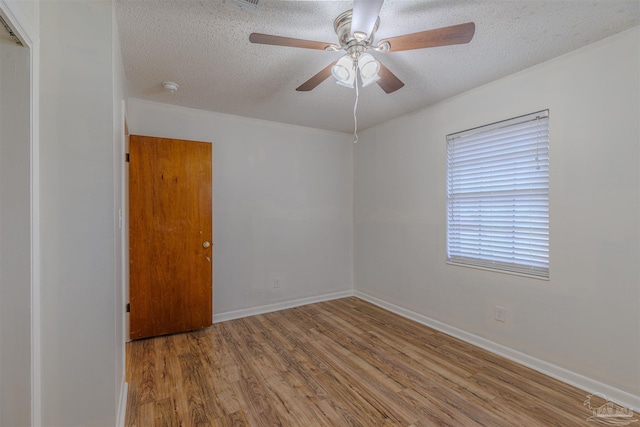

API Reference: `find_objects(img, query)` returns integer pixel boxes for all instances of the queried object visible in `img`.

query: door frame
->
[0,1,39,424]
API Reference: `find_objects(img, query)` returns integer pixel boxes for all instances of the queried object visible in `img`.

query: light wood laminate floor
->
[126,297,600,426]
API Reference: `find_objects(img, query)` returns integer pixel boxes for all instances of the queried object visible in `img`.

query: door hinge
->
[126,303,130,313]
[126,153,130,162]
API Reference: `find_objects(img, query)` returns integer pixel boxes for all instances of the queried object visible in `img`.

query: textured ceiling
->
[115,0,640,133]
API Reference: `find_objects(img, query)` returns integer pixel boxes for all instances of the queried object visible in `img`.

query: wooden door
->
[129,135,212,340]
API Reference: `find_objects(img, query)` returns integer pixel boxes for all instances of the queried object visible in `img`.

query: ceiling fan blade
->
[249,33,335,50]
[377,62,404,94]
[351,0,384,37]
[296,61,338,92]
[379,22,475,52]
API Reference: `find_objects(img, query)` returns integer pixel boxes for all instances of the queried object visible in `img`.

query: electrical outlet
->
[273,278,280,288]
[495,306,506,322]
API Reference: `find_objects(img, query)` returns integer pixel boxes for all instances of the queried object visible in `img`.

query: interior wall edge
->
[116,381,127,427]
[0,1,39,426]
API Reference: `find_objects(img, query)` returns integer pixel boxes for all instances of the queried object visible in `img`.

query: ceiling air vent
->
[224,0,265,15]
[0,15,23,46]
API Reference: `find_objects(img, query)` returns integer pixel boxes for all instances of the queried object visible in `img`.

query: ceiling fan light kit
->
[331,56,356,88]
[357,53,380,87]
[331,52,381,89]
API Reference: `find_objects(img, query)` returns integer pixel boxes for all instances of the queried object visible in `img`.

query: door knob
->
[202,241,211,249]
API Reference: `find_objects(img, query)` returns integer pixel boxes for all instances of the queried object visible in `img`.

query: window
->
[446,110,549,279]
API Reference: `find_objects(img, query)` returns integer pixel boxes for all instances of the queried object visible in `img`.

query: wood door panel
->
[129,135,212,340]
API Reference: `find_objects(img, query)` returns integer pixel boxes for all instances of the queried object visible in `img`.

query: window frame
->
[446,110,550,280]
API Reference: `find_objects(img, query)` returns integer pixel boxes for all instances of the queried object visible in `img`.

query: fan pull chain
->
[353,68,359,143]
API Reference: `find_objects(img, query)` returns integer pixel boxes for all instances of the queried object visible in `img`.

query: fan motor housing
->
[334,10,379,51]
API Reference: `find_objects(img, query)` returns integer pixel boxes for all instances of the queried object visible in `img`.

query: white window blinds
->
[446,110,549,279]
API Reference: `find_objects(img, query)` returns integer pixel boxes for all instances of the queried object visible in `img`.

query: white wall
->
[39,1,119,425]
[0,36,31,427]
[127,99,354,318]
[355,27,640,406]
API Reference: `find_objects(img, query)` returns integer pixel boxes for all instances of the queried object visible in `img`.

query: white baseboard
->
[213,290,355,323]
[354,290,640,411]
[116,381,128,427]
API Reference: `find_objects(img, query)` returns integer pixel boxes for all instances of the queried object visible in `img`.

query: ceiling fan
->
[249,0,475,94]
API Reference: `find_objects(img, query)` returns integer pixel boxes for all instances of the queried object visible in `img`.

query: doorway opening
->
[0,7,34,427]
